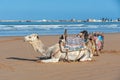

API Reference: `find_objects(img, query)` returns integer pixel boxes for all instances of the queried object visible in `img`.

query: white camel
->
[24,34,93,63]
[24,34,46,56]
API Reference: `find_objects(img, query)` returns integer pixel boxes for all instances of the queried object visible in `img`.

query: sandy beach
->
[0,33,120,80]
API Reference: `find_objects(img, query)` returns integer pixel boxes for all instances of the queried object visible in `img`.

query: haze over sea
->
[0,22,120,36]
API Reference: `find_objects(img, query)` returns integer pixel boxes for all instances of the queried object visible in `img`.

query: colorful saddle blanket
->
[65,37,85,51]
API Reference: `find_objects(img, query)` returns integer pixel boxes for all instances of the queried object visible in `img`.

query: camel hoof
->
[63,59,71,63]
[66,60,71,63]
[89,59,96,62]
[93,54,99,56]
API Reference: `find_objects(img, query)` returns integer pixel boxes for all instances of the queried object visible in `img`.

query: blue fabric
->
[98,36,103,41]
[65,37,84,51]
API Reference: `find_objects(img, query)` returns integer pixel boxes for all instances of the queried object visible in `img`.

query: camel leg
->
[40,58,59,63]
[64,49,70,62]
[93,46,99,56]
[94,50,99,56]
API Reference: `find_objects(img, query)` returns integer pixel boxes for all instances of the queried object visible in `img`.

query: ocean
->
[0,22,120,36]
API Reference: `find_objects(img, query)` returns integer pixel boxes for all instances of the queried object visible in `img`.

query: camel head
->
[24,34,39,42]
[24,34,46,56]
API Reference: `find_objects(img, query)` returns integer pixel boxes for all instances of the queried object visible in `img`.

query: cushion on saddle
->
[65,37,84,51]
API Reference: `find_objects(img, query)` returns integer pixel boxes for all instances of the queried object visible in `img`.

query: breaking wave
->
[0,22,120,36]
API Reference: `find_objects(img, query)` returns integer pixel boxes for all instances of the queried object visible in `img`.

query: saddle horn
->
[64,29,67,41]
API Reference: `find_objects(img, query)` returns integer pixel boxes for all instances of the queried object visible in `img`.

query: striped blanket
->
[65,37,85,51]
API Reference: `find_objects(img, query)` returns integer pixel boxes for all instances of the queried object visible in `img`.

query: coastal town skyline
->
[0,0,120,20]
[0,18,120,22]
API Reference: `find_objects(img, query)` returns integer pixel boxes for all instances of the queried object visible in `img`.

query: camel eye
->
[29,36,31,38]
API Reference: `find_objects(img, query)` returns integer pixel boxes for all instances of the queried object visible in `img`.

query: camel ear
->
[59,35,64,39]
[37,35,39,39]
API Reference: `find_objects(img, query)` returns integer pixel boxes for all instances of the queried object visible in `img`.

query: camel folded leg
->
[38,58,59,63]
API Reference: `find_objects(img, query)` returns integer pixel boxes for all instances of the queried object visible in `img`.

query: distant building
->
[87,19,96,22]
[76,20,82,22]
[112,20,118,22]
[118,18,120,22]
[70,18,76,22]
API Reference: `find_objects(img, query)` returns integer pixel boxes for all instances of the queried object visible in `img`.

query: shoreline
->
[0,32,120,37]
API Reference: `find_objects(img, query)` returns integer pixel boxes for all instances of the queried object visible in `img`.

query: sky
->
[0,0,120,20]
